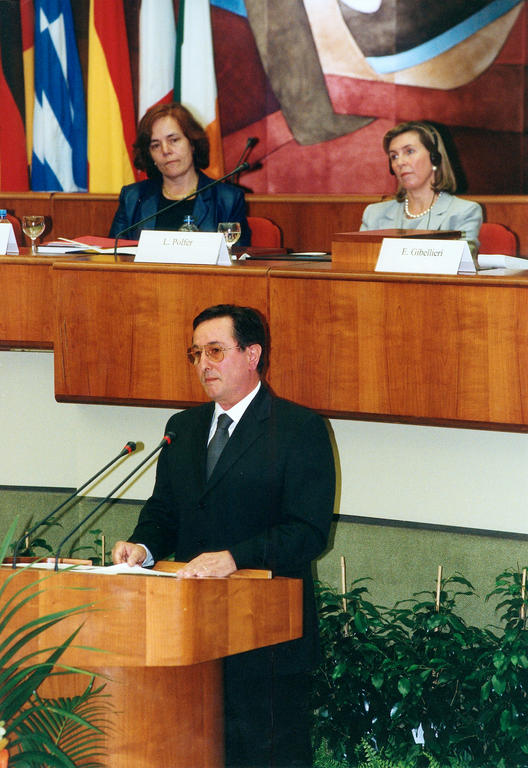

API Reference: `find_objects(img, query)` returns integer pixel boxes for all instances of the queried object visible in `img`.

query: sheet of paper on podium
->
[135,230,231,265]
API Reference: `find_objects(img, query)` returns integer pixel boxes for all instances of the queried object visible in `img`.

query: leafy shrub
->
[312,569,528,767]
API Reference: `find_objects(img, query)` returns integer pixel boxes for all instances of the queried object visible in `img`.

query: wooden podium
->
[0,564,302,767]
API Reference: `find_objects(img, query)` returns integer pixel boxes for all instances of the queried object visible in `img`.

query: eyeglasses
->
[186,343,240,365]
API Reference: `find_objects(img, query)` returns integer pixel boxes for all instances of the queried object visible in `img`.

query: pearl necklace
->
[404,191,441,219]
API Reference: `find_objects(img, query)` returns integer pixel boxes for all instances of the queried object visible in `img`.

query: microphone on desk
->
[52,432,175,570]
[11,440,138,568]
[112,162,251,259]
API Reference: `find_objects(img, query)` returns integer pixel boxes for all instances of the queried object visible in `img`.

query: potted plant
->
[0,519,111,766]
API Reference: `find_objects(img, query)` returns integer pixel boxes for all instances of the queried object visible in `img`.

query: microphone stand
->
[11,441,137,568]
[232,138,258,187]
[53,433,175,570]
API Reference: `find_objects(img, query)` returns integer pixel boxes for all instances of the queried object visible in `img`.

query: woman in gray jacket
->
[361,121,482,252]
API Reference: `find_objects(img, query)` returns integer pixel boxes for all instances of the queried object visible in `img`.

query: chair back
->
[5,213,23,246]
[247,216,282,248]
[479,222,517,256]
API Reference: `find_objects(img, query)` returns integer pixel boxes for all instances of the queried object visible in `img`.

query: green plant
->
[71,528,112,566]
[312,569,528,768]
[0,519,112,766]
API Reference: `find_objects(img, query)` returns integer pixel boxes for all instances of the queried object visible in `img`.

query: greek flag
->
[31,0,87,191]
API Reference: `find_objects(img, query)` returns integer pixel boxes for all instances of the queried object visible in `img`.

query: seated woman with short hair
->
[109,102,251,245]
[360,121,482,254]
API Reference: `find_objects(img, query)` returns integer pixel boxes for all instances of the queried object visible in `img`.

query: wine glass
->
[217,222,241,260]
[22,215,46,254]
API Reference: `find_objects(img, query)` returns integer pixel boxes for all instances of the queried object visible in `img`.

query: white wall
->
[3,350,528,534]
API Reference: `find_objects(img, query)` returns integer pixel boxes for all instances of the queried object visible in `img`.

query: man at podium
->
[112,304,336,768]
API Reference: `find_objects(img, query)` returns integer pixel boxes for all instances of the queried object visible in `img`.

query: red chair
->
[247,216,282,247]
[5,212,23,246]
[479,222,517,256]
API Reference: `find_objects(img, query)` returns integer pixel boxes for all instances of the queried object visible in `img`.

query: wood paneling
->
[52,192,118,239]
[3,193,527,253]
[5,249,528,430]
[0,193,53,244]
[268,267,528,430]
[53,260,269,406]
[0,256,55,348]
[246,195,382,253]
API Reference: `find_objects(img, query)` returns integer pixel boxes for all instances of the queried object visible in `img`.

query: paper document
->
[478,254,528,270]
[8,561,178,577]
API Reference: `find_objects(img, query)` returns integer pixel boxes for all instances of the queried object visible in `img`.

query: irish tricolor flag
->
[175,0,224,179]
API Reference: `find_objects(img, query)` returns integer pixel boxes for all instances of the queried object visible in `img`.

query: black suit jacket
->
[129,386,336,674]
[108,170,251,245]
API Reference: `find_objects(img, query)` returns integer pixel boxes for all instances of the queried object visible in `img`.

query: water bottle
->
[0,210,7,222]
[179,215,199,232]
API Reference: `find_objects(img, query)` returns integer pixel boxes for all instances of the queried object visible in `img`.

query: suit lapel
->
[193,174,212,231]
[137,181,161,231]
[427,193,452,230]
[202,387,271,492]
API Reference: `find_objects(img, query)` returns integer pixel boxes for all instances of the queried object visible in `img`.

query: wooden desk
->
[52,259,269,406]
[4,252,528,431]
[0,564,301,767]
[0,253,56,349]
[268,263,528,430]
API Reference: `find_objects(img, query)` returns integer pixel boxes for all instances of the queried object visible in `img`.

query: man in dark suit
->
[112,304,336,768]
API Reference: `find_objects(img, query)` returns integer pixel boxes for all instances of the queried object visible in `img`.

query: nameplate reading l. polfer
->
[135,230,231,265]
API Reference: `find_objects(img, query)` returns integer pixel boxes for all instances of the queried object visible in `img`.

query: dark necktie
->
[206,413,233,480]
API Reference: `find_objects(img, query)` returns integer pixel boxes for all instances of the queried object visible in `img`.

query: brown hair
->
[383,121,457,201]
[133,102,210,179]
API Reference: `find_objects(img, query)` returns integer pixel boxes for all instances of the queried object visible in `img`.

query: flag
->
[88,0,137,193]
[139,0,176,120]
[0,0,29,190]
[31,0,87,191]
[175,0,224,178]
[20,0,34,167]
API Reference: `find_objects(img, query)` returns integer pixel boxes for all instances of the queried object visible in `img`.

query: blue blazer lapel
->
[136,180,161,231]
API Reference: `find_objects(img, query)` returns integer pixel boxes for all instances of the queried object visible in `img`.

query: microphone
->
[112,162,250,259]
[11,441,138,568]
[233,138,258,185]
[52,432,175,570]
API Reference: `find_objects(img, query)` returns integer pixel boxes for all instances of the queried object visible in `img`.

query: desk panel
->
[53,261,269,406]
[0,256,55,348]
[268,268,528,429]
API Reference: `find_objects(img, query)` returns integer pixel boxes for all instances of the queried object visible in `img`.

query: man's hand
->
[176,550,237,578]
[112,540,147,567]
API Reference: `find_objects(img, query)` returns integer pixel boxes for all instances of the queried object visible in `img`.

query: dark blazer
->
[109,170,251,246]
[129,385,336,674]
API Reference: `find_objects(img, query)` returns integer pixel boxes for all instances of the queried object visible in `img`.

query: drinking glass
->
[217,222,241,260]
[22,215,46,254]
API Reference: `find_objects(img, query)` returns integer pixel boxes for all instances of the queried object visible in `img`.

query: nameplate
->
[135,230,231,265]
[0,222,19,255]
[375,238,475,275]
